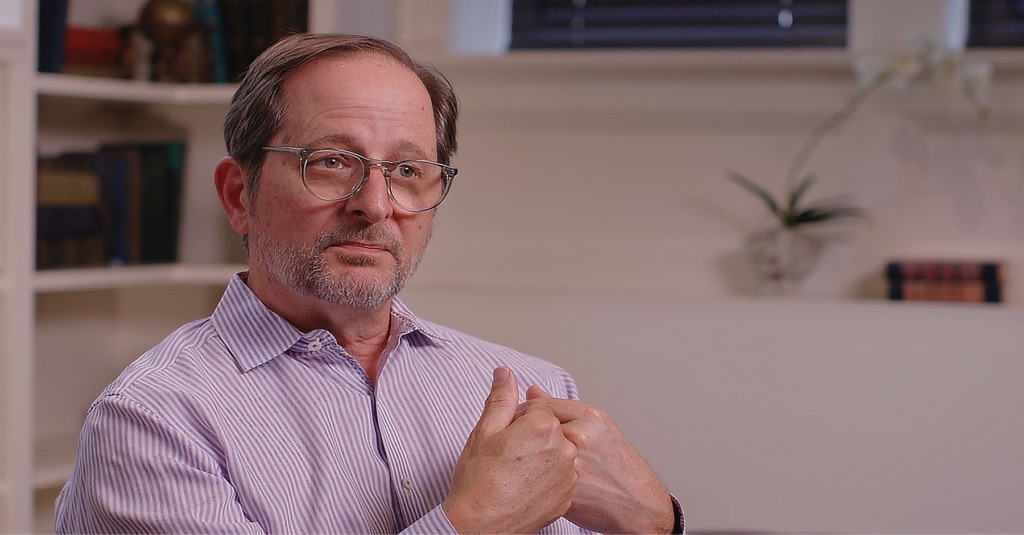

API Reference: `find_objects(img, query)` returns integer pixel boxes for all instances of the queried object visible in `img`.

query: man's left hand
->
[518,386,677,534]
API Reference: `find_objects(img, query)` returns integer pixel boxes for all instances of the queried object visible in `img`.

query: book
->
[889,279,1001,303]
[220,0,252,82]
[885,259,1005,303]
[885,259,1003,283]
[96,141,186,266]
[194,0,230,83]
[37,0,69,73]
[36,206,105,268]
[220,0,308,81]
[137,142,185,264]
[270,0,309,40]
[95,146,143,265]
[36,152,106,269]
[62,26,127,78]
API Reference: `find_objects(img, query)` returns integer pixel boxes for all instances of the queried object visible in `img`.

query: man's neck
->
[243,270,393,383]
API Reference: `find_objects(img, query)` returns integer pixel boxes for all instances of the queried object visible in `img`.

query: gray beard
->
[251,222,429,309]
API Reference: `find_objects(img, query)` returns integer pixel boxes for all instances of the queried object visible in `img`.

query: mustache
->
[314,224,403,256]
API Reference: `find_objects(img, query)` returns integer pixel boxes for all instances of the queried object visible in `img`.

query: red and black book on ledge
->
[886,259,1004,303]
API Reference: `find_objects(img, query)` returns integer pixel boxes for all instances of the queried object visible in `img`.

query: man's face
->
[246,53,438,309]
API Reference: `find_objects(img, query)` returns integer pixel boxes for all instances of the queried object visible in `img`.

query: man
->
[56,34,682,534]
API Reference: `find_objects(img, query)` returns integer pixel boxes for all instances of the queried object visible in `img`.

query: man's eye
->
[395,164,418,179]
[311,154,354,171]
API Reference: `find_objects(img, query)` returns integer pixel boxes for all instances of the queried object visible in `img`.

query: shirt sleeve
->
[56,394,264,534]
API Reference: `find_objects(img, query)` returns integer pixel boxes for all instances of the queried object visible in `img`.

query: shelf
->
[34,264,245,293]
[35,73,237,105]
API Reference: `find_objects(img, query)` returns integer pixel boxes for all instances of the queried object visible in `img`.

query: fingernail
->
[492,367,509,385]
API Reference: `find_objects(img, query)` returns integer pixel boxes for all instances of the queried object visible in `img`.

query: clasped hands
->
[443,367,675,534]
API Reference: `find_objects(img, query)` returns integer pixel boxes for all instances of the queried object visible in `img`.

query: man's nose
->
[343,165,393,222]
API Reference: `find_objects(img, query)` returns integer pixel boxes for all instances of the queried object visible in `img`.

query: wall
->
[381,1,1024,532]
[399,288,1024,534]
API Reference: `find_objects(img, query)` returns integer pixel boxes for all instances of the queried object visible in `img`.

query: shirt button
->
[401,477,414,490]
[307,340,323,351]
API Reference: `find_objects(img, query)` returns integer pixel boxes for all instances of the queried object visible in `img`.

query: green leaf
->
[726,170,783,219]
[791,204,865,225]
[787,174,816,212]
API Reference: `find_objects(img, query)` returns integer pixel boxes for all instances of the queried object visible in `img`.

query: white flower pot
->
[744,226,824,295]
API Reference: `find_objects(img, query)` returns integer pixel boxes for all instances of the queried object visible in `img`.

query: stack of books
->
[886,259,1004,303]
[36,141,186,269]
[36,152,106,268]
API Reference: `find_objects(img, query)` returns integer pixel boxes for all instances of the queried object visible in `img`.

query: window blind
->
[510,0,848,49]
[967,0,1024,47]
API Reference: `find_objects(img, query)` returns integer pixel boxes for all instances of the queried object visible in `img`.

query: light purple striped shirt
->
[55,273,589,534]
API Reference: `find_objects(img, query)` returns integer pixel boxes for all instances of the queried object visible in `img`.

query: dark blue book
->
[36,205,106,268]
[38,0,69,73]
[195,0,230,83]
[95,147,142,266]
[136,142,185,264]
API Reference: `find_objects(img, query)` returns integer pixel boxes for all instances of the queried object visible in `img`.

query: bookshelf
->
[28,84,241,534]
[1,2,251,531]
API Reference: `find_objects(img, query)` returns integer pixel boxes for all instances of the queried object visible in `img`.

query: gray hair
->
[223,33,459,200]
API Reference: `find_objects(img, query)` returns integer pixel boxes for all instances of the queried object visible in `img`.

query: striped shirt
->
[55,273,588,534]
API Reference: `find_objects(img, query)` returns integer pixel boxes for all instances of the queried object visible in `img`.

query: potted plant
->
[728,40,992,294]
[726,171,864,293]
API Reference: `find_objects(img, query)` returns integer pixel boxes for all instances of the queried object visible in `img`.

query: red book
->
[64,26,122,64]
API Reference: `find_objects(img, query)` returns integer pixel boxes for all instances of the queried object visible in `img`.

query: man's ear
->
[215,156,251,236]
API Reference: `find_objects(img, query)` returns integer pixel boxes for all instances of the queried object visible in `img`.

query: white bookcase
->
[0,0,388,528]
[1,2,248,531]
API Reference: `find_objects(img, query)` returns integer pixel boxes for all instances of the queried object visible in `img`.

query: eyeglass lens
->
[303,149,447,211]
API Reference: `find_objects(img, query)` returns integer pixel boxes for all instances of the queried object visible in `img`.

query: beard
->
[248,219,430,309]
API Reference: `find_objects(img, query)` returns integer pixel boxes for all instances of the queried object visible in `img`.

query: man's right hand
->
[442,367,578,534]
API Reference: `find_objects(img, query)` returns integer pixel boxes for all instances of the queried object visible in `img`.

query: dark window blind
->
[968,0,1024,47]
[510,0,848,49]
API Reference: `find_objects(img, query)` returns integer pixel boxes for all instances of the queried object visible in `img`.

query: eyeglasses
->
[262,146,458,212]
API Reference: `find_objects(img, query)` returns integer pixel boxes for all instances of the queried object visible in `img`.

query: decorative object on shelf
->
[886,259,1004,304]
[727,40,994,295]
[136,0,209,83]
[727,172,863,294]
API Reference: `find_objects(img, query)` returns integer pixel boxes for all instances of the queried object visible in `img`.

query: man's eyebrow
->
[308,134,359,149]
[309,136,432,160]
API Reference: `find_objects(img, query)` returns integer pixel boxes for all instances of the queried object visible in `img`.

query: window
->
[509,0,848,49]
[967,0,1024,47]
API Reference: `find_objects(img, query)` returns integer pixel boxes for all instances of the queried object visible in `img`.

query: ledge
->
[35,73,237,105]
[34,263,244,293]
[432,47,1024,79]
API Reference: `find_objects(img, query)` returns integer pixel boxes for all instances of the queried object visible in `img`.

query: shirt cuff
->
[671,494,685,534]
[402,505,458,534]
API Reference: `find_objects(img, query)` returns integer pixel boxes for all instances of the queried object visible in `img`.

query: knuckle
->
[566,428,588,448]
[581,405,607,422]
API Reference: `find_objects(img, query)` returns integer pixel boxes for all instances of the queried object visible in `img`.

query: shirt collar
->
[211,273,449,373]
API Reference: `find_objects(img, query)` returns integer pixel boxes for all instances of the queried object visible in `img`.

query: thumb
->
[473,366,520,438]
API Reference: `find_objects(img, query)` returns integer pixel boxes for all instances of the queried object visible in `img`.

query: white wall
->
[399,288,1024,534]
[383,1,1024,532]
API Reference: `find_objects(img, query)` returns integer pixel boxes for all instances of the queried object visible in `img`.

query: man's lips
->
[330,241,391,254]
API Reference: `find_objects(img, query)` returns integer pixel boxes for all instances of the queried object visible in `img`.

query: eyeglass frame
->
[262,146,458,212]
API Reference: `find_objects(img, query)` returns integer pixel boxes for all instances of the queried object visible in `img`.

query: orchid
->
[728,41,993,229]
